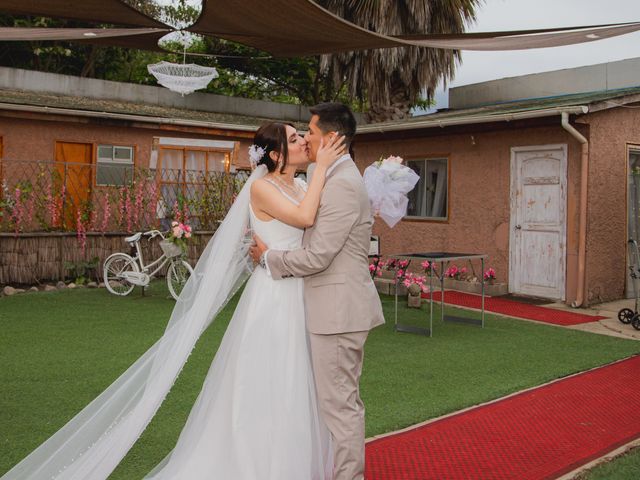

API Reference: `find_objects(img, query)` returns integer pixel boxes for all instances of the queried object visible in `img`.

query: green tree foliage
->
[0,1,480,119]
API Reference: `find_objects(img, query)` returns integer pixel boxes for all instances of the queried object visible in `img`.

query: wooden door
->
[509,145,567,300]
[55,142,92,228]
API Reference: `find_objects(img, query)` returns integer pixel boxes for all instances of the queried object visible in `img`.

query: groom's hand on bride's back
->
[249,234,267,263]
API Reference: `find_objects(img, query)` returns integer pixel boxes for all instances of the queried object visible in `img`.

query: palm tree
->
[318,0,481,122]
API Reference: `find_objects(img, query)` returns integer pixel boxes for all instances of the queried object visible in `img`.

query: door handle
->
[515,225,522,230]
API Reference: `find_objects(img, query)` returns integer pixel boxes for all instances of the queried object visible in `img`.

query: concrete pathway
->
[544,298,640,340]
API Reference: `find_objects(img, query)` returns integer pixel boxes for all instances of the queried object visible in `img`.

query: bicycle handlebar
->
[144,230,165,240]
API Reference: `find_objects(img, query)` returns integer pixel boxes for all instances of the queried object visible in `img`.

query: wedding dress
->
[1,167,331,480]
[145,190,333,479]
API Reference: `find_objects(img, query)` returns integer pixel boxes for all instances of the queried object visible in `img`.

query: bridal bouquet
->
[363,155,420,228]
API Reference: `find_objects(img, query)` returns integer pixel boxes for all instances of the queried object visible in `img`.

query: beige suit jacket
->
[267,157,385,335]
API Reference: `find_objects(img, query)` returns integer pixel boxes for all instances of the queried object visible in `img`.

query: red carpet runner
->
[365,355,640,480]
[420,290,605,326]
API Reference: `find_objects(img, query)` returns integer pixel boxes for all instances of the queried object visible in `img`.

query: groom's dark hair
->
[309,102,357,153]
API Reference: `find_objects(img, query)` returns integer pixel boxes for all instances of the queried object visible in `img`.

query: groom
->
[250,102,384,480]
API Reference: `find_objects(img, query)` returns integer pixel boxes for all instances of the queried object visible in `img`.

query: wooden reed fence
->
[0,231,215,286]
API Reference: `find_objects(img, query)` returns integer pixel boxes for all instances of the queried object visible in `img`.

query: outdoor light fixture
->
[147,60,218,96]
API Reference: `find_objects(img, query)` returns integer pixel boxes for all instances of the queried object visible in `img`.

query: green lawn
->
[575,446,640,479]
[2,285,640,479]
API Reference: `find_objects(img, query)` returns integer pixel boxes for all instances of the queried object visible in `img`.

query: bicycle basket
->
[160,240,183,258]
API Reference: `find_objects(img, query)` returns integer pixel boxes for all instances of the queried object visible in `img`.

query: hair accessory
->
[248,144,266,169]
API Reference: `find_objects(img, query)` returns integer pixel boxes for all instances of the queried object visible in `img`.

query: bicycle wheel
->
[103,253,139,296]
[167,259,194,300]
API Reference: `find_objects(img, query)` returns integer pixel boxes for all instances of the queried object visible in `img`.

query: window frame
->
[403,155,451,223]
[95,144,135,187]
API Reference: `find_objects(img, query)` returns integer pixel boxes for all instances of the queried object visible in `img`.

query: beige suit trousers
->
[309,331,369,480]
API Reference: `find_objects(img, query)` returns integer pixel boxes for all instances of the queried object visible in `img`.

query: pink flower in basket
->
[166,221,193,253]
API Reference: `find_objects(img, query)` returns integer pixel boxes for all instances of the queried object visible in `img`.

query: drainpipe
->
[561,111,589,307]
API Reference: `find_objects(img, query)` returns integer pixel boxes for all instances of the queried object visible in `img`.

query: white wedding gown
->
[144,200,333,479]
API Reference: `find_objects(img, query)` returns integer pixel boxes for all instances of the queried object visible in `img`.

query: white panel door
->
[509,145,567,300]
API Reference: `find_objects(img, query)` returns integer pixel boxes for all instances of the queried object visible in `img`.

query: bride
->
[1,123,346,480]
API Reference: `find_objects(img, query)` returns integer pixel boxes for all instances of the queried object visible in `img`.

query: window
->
[96,145,134,186]
[406,158,448,219]
[158,146,233,230]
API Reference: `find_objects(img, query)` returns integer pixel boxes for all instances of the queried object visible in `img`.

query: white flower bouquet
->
[363,155,420,228]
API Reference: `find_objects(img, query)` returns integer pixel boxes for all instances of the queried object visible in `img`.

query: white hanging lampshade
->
[147,61,218,95]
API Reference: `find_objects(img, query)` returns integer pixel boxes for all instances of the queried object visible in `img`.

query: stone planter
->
[373,277,407,296]
[443,278,507,296]
[379,270,397,280]
[373,278,395,295]
[407,294,422,308]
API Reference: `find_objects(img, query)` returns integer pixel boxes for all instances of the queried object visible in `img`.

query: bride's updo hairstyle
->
[253,122,292,174]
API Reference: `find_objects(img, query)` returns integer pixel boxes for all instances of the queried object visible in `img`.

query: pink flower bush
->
[76,210,87,253]
[444,265,459,279]
[99,194,111,233]
[421,260,437,275]
[444,264,469,280]
[484,267,497,281]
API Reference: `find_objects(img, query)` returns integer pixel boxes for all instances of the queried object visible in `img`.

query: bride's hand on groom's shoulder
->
[315,134,346,170]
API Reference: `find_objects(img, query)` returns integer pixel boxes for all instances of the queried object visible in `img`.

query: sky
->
[431,0,640,109]
[157,0,640,110]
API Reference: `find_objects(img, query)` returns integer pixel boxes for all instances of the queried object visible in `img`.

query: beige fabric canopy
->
[188,0,640,56]
[1,0,639,56]
[0,27,169,51]
[0,0,168,28]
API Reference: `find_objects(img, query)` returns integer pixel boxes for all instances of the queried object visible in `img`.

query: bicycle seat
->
[125,232,142,243]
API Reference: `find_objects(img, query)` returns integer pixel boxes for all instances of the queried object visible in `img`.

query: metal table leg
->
[443,258,484,327]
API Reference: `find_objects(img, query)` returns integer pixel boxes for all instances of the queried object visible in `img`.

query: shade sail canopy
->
[1,0,639,56]
[0,27,169,51]
[0,0,169,28]
[188,0,640,56]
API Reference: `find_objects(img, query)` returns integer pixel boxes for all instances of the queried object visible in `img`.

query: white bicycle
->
[103,230,193,301]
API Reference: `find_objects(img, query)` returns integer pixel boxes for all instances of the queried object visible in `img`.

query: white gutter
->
[561,111,589,308]
[0,102,259,132]
[357,106,589,133]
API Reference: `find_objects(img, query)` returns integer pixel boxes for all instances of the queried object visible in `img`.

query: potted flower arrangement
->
[369,257,413,295]
[399,271,430,308]
[160,221,192,258]
[483,267,497,284]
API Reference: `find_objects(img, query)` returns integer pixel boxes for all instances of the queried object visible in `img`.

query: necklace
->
[266,174,304,201]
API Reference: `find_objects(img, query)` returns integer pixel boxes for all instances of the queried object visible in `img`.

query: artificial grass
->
[577,446,640,480]
[1,286,640,479]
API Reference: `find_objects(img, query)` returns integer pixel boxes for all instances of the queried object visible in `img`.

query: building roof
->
[0,88,308,133]
[358,86,640,134]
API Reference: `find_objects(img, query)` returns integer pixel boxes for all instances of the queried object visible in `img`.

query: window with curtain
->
[406,158,448,220]
[158,147,232,230]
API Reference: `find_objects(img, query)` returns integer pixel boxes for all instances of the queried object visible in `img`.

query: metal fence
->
[0,159,248,235]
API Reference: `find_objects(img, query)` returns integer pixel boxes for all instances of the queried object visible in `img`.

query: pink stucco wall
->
[582,107,640,304]
[0,114,254,168]
[2,105,638,305]
[355,122,585,304]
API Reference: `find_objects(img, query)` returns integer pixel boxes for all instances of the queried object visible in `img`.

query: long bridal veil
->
[2,166,268,480]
